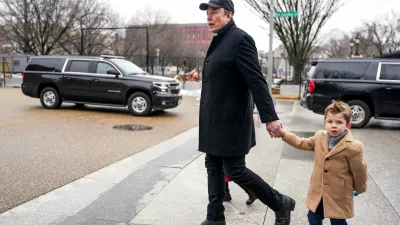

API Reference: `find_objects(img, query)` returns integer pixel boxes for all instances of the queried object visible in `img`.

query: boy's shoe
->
[200,220,226,225]
[223,191,232,202]
[246,192,257,205]
[274,195,296,225]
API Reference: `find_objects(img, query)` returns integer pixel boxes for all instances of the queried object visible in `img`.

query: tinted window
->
[314,62,370,79]
[96,62,115,74]
[380,64,400,81]
[67,60,90,73]
[109,59,146,75]
[26,58,61,72]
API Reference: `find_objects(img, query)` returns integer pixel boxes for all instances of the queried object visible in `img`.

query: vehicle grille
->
[171,89,180,94]
[170,83,180,94]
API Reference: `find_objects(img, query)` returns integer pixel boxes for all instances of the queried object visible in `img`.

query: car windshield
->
[109,59,148,75]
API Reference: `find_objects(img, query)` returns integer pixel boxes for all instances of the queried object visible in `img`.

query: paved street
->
[0,88,199,213]
[1,99,399,225]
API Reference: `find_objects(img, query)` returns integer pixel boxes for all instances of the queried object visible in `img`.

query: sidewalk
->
[1,101,399,225]
[129,113,319,225]
[130,103,399,225]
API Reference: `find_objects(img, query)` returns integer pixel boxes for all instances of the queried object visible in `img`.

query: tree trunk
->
[292,61,305,85]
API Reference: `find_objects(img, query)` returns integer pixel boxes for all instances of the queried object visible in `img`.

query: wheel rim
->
[132,96,147,113]
[43,91,56,106]
[350,105,365,124]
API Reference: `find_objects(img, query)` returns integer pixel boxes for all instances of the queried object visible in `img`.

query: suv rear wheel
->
[128,92,152,116]
[347,100,371,128]
[40,87,62,109]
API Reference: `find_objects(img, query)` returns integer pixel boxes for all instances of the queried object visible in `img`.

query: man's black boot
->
[200,220,226,225]
[274,195,296,225]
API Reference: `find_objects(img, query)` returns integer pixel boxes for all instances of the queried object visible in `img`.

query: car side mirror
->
[106,68,119,76]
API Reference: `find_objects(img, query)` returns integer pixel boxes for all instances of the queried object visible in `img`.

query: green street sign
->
[275,11,298,17]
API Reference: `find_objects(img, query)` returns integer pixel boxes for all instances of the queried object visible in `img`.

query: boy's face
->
[324,112,352,137]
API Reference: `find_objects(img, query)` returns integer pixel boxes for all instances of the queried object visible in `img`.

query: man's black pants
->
[205,153,284,222]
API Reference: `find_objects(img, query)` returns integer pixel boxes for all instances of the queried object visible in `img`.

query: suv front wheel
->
[40,87,62,109]
[347,100,371,128]
[128,92,152,116]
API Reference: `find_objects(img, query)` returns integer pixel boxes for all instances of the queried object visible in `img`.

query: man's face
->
[324,112,351,137]
[206,7,232,33]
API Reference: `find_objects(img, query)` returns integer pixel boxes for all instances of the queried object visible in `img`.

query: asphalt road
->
[0,88,199,213]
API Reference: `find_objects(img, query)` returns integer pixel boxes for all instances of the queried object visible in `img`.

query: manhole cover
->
[113,124,153,131]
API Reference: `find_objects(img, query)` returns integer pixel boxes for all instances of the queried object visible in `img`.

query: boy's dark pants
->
[308,199,347,225]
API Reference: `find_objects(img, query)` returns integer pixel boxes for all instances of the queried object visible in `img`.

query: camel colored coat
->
[283,130,368,219]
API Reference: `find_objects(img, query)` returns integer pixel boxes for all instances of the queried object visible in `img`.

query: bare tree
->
[0,0,81,54]
[244,0,342,84]
[321,29,350,58]
[363,11,400,56]
[62,0,123,56]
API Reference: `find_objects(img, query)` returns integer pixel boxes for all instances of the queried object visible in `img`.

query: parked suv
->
[21,55,182,116]
[302,58,400,128]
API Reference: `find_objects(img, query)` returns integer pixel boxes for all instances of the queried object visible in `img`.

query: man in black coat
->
[198,1,296,225]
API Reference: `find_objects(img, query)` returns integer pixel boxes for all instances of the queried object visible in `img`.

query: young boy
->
[280,100,368,225]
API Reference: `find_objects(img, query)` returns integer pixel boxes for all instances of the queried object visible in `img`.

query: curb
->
[273,94,299,100]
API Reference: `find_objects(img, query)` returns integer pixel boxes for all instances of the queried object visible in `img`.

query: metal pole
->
[23,0,28,53]
[80,27,84,55]
[3,58,6,87]
[267,0,274,95]
[146,27,149,73]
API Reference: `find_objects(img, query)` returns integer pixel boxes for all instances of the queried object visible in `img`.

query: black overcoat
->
[198,20,278,156]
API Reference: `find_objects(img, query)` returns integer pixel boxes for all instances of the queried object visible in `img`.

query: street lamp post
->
[355,33,360,56]
[68,31,76,55]
[350,38,354,58]
[155,48,160,75]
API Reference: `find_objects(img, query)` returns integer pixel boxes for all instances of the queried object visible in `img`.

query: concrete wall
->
[180,81,201,90]
[279,84,304,95]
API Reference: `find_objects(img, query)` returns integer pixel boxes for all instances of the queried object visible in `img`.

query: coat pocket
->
[339,179,346,197]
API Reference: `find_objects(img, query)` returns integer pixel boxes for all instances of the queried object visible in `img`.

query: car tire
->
[40,87,62,109]
[347,100,371,128]
[128,92,152,116]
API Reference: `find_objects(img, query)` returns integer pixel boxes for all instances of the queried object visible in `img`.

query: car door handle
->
[65,77,70,80]
[386,87,392,90]
[92,79,99,82]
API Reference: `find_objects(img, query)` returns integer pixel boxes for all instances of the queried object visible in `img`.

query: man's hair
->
[324,100,352,124]
[224,9,232,15]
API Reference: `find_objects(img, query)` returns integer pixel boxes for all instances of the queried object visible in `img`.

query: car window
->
[307,66,316,78]
[380,64,400,81]
[96,62,115,74]
[26,58,61,72]
[109,59,147,75]
[67,60,90,73]
[314,62,370,79]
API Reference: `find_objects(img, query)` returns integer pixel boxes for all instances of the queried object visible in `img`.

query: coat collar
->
[214,19,236,38]
[319,130,354,157]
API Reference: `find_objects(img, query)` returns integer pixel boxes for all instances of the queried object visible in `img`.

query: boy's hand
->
[280,128,287,138]
[266,120,283,138]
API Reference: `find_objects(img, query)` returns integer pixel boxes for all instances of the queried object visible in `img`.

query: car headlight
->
[153,82,169,93]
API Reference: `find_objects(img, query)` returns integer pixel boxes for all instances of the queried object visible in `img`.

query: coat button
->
[324,170,328,173]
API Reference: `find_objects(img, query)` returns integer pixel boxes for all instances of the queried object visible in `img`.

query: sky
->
[108,0,400,52]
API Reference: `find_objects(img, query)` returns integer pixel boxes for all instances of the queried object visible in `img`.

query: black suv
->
[302,58,400,128]
[21,55,182,116]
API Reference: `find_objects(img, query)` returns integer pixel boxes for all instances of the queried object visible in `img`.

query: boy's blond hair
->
[324,100,352,125]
